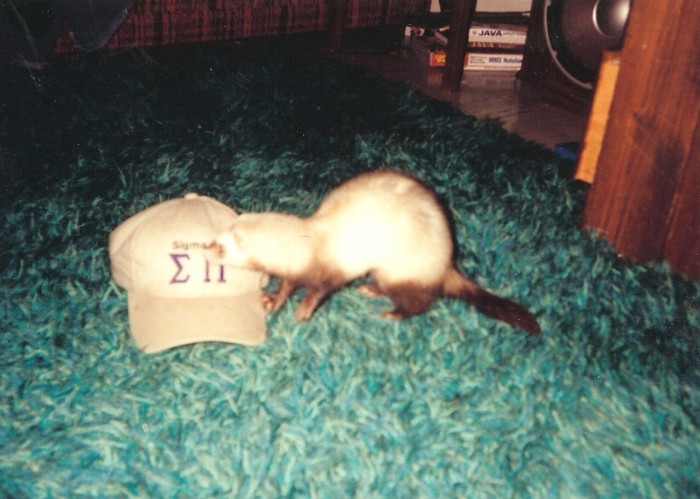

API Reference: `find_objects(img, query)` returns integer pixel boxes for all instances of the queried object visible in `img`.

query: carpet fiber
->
[1,40,699,496]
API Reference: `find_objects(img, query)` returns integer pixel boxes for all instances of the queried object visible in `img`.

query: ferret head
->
[208,227,251,268]
[207,212,311,275]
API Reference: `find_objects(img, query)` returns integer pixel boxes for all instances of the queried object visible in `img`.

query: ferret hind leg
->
[379,282,438,320]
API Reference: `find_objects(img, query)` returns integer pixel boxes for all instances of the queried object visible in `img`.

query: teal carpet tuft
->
[1,41,699,496]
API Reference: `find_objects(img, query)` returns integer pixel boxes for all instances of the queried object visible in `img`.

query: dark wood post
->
[582,0,699,279]
[441,0,477,92]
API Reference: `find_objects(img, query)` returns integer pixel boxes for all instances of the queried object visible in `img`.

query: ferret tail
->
[443,268,541,335]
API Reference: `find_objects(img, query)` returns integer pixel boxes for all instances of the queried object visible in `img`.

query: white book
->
[464,52,523,71]
[434,22,527,47]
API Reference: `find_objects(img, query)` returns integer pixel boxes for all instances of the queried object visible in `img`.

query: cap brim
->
[127,292,267,353]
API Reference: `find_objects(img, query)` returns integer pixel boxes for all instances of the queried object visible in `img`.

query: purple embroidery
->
[204,259,226,283]
[170,254,190,283]
[170,253,227,284]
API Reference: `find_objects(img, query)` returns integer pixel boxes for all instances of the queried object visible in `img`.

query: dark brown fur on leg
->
[262,278,298,313]
[379,282,439,320]
[294,267,351,322]
[295,286,335,322]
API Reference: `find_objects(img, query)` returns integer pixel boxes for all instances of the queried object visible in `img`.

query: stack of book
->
[405,13,528,72]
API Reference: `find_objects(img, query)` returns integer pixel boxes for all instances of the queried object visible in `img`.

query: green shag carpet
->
[1,40,699,497]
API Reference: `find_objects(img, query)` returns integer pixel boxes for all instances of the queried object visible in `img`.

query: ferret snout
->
[206,230,247,266]
[208,241,227,260]
[204,240,225,263]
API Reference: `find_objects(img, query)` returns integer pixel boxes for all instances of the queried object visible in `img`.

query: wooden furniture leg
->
[441,0,477,92]
[582,0,699,280]
[329,0,348,52]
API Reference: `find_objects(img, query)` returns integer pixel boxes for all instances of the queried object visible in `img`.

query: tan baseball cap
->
[109,193,268,353]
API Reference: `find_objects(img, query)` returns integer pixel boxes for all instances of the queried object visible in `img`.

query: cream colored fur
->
[214,213,314,277]
[209,170,540,334]
[312,170,452,285]
[212,170,453,286]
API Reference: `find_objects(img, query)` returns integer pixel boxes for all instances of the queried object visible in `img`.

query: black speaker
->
[545,0,631,88]
[519,0,631,105]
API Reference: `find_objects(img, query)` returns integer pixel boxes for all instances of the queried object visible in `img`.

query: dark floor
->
[336,48,589,150]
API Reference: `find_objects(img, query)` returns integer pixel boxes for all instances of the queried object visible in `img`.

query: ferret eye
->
[233,231,244,249]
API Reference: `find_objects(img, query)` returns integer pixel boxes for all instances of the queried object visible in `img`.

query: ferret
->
[209,169,540,335]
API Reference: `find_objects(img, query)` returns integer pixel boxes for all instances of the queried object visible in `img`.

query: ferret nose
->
[205,241,226,260]
[213,243,226,259]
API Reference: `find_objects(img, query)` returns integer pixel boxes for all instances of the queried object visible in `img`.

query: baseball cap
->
[109,193,268,353]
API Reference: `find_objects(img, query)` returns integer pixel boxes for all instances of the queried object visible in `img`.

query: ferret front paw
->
[294,306,313,323]
[262,294,284,313]
[380,310,406,320]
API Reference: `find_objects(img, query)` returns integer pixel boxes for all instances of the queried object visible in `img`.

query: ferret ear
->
[230,226,245,249]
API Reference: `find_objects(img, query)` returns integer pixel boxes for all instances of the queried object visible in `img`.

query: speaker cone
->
[544,0,631,89]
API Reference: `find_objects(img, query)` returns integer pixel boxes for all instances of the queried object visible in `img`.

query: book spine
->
[468,41,524,51]
[433,23,527,47]
[468,24,527,45]
[464,52,523,71]
[410,38,523,70]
